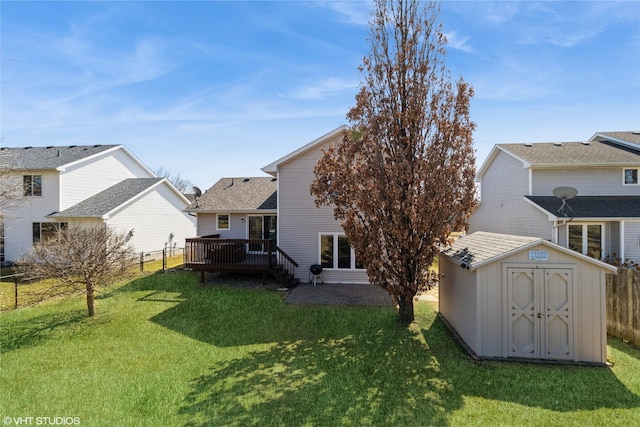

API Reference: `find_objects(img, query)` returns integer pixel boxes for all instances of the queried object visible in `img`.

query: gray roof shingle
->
[525,195,640,219]
[496,140,640,167]
[0,145,120,170]
[441,232,541,269]
[187,177,277,212]
[49,178,163,218]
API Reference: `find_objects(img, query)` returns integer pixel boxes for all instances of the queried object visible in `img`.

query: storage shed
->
[439,231,617,365]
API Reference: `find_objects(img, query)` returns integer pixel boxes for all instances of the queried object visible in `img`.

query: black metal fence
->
[0,247,185,311]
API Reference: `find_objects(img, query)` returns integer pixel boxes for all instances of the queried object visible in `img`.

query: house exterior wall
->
[469,151,550,239]
[195,213,268,239]
[439,245,607,363]
[277,135,369,284]
[624,221,640,262]
[438,255,480,354]
[105,183,195,253]
[532,167,640,196]
[3,170,61,261]
[59,148,154,210]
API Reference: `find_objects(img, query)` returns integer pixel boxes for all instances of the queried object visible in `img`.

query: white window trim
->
[622,167,639,186]
[566,222,606,259]
[216,214,230,230]
[318,232,364,271]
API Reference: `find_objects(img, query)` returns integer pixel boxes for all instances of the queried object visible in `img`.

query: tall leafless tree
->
[310,0,476,323]
[153,167,195,194]
[17,224,134,316]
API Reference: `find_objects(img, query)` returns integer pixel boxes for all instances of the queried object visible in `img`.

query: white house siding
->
[3,170,61,261]
[438,256,480,354]
[470,151,550,239]
[196,213,260,239]
[105,183,195,254]
[532,167,640,196]
[59,148,154,210]
[624,221,640,262]
[277,137,369,284]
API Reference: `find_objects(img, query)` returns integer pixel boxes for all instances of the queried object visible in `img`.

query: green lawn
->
[1,271,639,426]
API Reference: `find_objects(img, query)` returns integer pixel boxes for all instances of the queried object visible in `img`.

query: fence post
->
[162,248,166,271]
[14,276,18,309]
[140,252,144,272]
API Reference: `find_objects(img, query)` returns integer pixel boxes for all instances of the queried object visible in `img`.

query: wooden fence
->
[606,267,640,348]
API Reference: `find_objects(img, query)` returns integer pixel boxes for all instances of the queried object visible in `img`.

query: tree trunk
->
[86,285,95,317]
[397,294,415,324]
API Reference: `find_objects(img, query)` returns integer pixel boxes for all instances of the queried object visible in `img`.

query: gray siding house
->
[469,131,640,264]
[187,126,369,284]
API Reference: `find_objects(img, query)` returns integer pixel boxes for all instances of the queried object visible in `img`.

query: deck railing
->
[184,237,298,279]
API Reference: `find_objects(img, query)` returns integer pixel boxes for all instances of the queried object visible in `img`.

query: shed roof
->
[440,231,616,273]
[185,177,277,213]
[49,178,164,219]
[0,144,121,170]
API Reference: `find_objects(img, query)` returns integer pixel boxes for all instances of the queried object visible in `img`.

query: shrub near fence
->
[606,267,640,348]
[1,247,185,311]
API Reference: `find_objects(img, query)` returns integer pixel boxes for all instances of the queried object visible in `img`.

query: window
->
[23,175,42,196]
[568,223,603,259]
[623,168,639,185]
[216,214,230,230]
[319,233,364,270]
[33,222,67,243]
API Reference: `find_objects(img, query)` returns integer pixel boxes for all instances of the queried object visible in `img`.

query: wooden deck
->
[184,238,299,286]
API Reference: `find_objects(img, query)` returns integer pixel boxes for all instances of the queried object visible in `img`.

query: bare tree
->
[0,151,26,217]
[153,167,195,194]
[17,224,135,316]
[310,0,476,323]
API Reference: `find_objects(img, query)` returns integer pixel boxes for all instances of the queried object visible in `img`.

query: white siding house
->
[186,127,370,285]
[470,131,640,264]
[439,231,617,365]
[0,145,195,262]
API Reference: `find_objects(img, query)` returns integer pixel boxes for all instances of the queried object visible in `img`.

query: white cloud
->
[276,77,358,101]
[323,1,371,26]
[444,31,473,53]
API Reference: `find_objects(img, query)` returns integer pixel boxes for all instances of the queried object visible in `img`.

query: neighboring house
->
[469,131,640,264]
[186,126,369,284]
[0,144,195,263]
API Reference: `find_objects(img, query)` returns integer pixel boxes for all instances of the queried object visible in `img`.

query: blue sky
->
[2,1,639,189]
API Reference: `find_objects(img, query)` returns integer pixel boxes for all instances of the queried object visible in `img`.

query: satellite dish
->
[552,186,577,217]
[192,186,202,198]
[553,186,577,200]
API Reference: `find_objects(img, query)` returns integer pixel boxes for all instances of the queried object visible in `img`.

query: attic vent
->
[632,131,640,135]
[46,146,53,149]
[93,144,101,147]
[554,142,563,147]
[581,141,590,145]
[69,145,77,148]
[24,146,32,149]
[524,142,532,147]
[271,177,277,182]
[243,178,250,182]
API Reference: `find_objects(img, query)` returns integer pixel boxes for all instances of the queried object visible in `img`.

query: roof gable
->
[525,195,640,220]
[261,126,348,176]
[441,231,616,273]
[590,131,640,152]
[186,177,277,212]
[49,178,164,219]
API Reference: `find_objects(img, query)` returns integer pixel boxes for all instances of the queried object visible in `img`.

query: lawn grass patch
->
[1,271,639,426]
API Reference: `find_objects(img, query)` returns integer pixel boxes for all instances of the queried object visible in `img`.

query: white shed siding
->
[60,149,153,209]
[440,237,612,364]
[470,151,550,238]
[105,184,195,253]
[3,170,61,261]
[532,167,640,196]
[277,136,369,284]
[438,256,480,353]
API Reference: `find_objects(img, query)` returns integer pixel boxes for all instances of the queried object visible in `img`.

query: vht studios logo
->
[3,417,81,426]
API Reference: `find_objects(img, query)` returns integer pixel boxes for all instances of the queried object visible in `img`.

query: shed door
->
[507,268,573,360]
